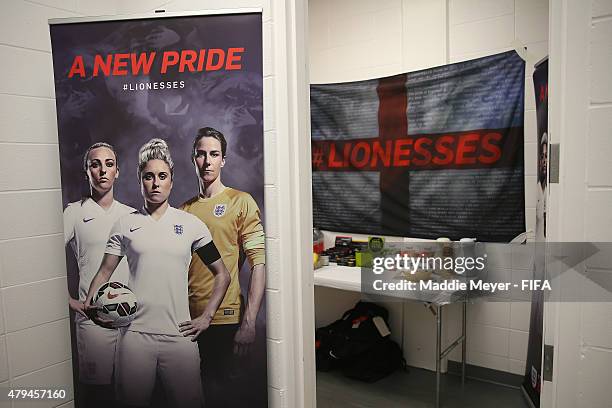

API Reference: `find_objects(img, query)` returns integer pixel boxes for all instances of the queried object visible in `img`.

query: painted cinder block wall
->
[309,0,548,375]
[544,0,612,406]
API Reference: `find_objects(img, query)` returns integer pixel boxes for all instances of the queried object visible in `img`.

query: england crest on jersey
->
[213,204,227,217]
[174,224,183,235]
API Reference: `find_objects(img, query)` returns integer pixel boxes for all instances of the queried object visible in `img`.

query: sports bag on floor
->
[315,301,405,381]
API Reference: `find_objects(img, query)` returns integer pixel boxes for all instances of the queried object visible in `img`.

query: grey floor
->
[316,368,528,408]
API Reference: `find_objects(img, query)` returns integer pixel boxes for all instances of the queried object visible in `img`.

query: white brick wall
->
[0,1,310,407]
[0,3,113,407]
[575,0,612,405]
[309,0,549,376]
[539,0,612,405]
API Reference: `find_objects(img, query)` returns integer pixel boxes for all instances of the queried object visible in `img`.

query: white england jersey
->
[64,198,135,309]
[105,206,213,336]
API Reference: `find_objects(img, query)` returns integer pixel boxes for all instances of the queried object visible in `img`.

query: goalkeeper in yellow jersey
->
[181,127,266,407]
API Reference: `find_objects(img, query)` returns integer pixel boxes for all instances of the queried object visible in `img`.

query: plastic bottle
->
[313,228,324,254]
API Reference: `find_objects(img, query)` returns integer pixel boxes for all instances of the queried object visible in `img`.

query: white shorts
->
[76,321,119,385]
[115,329,202,408]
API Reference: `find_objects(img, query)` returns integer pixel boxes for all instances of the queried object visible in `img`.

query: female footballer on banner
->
[181,127,266,407]
[84,139,230,408]
[64,142,135,407]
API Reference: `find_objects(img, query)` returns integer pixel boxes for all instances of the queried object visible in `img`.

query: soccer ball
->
[92,282,138,327]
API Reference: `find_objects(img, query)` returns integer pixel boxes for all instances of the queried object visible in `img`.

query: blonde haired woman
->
[85,139,230,408]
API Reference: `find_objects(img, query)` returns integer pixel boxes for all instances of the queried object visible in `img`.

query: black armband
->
[196,241,221,265]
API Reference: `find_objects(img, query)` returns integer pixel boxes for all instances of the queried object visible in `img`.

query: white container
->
[457,238,477,277]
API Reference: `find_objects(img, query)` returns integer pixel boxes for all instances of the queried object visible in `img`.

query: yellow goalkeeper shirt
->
[181,188,265,324]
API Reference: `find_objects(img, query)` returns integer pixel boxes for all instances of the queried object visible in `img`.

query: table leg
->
[462,300,467,389]
[436,305,442,408]
[401,301,406,361]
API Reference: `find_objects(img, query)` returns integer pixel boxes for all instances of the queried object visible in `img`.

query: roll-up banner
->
[49,11,267,408]
[522,57,548,408]
[311,51,526,242]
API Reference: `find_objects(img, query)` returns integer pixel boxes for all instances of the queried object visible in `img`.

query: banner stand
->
[521,56,548,408]
[50,10,268,408]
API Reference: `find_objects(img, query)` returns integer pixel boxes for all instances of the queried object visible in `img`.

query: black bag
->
[315,301,405,381]
[342,338,404,382]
